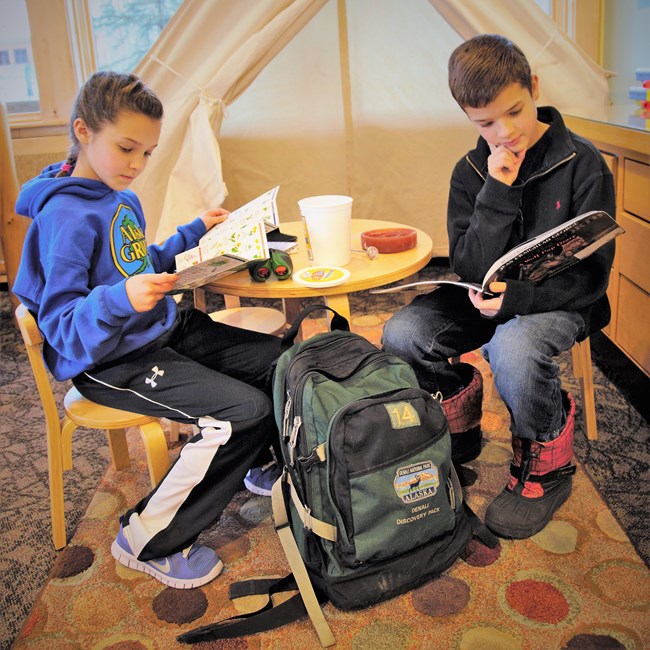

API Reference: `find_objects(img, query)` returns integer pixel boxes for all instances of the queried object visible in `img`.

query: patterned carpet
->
[2,264,649,649]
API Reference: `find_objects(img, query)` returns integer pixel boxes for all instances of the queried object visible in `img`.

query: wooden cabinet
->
[564,113,650,376]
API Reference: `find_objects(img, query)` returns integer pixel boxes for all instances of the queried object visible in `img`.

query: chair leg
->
[168,419,180,443]
[571,339,598,441]
[60,416,76,471]
[50,420,73,550]
[139,421,171,487]
[106,428,131,470]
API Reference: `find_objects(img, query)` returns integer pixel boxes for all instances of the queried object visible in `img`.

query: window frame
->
[10,0,76,134]
[9,0,98,137]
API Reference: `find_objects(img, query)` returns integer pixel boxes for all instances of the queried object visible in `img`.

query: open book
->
[372,210,624,296]
[171,186,280,292]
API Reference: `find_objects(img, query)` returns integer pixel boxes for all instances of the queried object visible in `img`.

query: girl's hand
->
[487,143,525,186]
[200,208,230,231]
[125,272,178,312]
[468,288,504,318]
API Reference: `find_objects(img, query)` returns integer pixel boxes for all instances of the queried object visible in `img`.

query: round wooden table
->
[196,219,433,328]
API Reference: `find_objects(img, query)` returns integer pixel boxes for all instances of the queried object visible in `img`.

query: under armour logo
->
[145,366,164,388]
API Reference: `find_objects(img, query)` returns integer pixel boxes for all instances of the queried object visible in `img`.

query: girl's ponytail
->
[56,152,77,177]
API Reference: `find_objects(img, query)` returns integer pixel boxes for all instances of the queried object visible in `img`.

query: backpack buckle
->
[298,448,323,473]
[303,506,314,532]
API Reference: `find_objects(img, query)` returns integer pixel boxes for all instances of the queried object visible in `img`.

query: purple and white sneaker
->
[111,525,223,589]
[244,461,282,496]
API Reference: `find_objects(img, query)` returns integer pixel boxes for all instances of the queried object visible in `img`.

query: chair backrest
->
[1,102,31,311]
[15,303,62,435]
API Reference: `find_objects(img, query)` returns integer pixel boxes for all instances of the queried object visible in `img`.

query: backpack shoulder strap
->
[176,575,310,644]
[272,472,336,647]
[176,473,336,647]
[284,468,337,542]
[280,303,349,351]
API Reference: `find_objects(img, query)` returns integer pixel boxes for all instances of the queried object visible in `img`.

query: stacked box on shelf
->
[629,70,650,126]
[635,68,650,84]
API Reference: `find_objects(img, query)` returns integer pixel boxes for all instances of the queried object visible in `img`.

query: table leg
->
[282,298,304,341]
[324,294,350,324]
[194,287,206,312]
[224,295,241,309]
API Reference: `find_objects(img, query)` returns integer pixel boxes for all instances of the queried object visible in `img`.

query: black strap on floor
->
[177,574,328,644]
[464,502,499,548]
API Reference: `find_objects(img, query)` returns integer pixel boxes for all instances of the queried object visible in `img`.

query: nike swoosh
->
[148,558,171,573]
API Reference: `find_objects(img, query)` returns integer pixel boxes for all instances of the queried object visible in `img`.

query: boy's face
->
[463,77,545,155]
[73,110,161,191]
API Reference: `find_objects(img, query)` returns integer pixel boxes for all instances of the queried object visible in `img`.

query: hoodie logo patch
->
[110,204,154,277]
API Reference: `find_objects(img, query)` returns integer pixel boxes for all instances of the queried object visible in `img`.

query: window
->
[87,0,183,73]
[14,48,29,64]
[0,0,182,128]
[0,0,38,114]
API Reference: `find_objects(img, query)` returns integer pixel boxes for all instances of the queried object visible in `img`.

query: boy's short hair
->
[448,34,532,109]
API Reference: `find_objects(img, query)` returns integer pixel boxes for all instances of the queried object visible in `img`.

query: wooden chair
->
[451,336,598,441]
[208,304,287,335]
[0,102,30,311]
[16,303,171,550]
[571,337,598,441]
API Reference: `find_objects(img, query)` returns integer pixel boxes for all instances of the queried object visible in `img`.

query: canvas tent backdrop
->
[131,0,609,257]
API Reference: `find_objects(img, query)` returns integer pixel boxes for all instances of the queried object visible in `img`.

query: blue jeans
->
[381,286,585,440]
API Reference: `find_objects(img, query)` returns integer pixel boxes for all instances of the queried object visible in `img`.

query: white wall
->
[218,1,476,256]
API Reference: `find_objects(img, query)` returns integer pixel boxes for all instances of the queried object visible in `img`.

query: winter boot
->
[440,363,483,466]
[485,392,577,539]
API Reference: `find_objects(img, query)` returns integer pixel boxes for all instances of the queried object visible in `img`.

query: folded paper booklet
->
[172,186,280,292]
[372,210,624,296]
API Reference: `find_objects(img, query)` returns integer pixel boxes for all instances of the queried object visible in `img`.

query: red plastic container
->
[360,228,417,253]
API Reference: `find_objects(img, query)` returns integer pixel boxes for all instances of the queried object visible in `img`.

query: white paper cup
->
[298,195,353,267]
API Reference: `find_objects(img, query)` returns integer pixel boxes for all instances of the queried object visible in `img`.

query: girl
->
[14,71,282,589]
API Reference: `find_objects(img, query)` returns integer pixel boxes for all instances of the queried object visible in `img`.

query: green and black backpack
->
[179,305,496,647]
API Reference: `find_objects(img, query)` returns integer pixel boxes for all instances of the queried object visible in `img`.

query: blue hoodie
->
[14,162,207,381]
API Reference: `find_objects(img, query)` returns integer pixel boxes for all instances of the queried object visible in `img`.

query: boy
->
[382,34,615,539]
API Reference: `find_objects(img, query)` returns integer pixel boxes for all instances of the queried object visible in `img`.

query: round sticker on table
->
[293,266,351,288]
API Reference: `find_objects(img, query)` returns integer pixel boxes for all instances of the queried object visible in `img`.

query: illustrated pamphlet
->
[172,186,279,291]
[372,210,624,296]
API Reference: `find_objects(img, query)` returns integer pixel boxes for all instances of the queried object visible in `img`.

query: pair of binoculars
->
[248,248,293,282]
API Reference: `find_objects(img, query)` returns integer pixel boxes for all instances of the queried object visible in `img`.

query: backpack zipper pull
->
[288,416,302,467]
[282,396,292,439]
[447,477,456,510]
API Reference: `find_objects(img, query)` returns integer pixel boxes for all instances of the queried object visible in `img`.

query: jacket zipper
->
[466,151,577,238]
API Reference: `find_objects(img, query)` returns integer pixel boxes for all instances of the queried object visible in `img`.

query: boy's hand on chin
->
[487,143,525,186]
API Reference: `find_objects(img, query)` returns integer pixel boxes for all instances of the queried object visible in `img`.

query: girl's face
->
[463,77,546,155]
[72,109,162,191]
